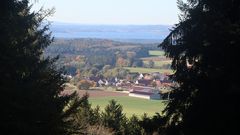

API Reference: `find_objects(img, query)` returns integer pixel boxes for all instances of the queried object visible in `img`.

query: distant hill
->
[45,38,159,57]
[44,38,162,75]
[50,22,171,43]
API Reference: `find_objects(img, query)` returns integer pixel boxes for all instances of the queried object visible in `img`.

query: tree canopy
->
[160,0,240,134]
[0,0,82,134]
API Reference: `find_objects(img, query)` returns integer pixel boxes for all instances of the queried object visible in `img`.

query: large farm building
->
[128,86,162,100]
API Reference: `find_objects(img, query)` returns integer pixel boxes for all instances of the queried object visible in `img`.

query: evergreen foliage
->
[160,0,240,134]
[102,100,126,135]
[139,113,166,135]
[0,0,82,134]
[125,115,143,135]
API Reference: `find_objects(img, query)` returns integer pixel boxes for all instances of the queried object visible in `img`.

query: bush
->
[124,115,143,135]
[77,80,94,90]
[87,125,114,135]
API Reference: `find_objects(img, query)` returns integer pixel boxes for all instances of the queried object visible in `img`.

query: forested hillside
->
[45,38,160,75]
[46,38,158,56]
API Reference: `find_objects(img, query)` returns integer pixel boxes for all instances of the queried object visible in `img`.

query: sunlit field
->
[89,96,166,117]
[124,67,173,74]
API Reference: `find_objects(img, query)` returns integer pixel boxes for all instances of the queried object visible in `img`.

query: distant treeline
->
[44,38,160,75]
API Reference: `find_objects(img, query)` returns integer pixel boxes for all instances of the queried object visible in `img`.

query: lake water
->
[50,23,171,43]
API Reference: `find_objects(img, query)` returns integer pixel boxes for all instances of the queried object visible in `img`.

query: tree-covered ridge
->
[45,38,157,57]
[44,38,163,76]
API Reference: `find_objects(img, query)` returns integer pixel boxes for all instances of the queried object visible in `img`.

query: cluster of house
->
[86,72,174,100]
[128,72,173,100]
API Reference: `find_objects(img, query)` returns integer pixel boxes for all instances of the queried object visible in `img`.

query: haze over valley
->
[50,22,171,43]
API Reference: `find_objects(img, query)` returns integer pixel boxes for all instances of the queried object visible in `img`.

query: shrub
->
[77,80,94,90]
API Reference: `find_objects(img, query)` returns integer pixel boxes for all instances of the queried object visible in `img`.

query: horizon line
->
[50,21,174,26]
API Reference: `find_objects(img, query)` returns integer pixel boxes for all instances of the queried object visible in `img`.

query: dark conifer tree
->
[0,0,82,134]
[160,0,240,134]
[102,100,126,135]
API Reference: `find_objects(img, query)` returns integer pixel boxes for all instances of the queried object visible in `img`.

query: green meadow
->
[89,96,166,117]
[149,50,165,56]
[143,60,172,67]
[124,67,173,74]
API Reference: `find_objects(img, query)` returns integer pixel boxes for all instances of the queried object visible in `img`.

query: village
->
[68,71,174,100]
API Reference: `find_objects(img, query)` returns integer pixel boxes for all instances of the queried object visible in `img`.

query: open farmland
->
[63,87,166,117]
[89,96,166,117]
[139,50,172,69]
[143,60,172,67]
[149,50,165,56]
[141,56,170,61]
[154,60,172,67]
[76,89,128,98]
[124,67,173,74]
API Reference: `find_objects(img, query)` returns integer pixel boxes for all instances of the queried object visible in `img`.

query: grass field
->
[143,60,172,67]
[149,50,165,56]
[89,96,166,117]
[154,61,172,67]
[124,67,173,74]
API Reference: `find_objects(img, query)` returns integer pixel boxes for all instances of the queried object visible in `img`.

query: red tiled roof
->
[130,91,153,96]
[130,86,155,95]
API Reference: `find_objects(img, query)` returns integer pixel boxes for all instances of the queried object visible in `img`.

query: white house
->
[138,73,144,80]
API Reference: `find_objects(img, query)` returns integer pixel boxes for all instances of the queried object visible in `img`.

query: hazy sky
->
[31,0,179,25]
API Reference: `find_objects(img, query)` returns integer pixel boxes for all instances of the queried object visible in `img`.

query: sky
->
[31,0,179,25]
